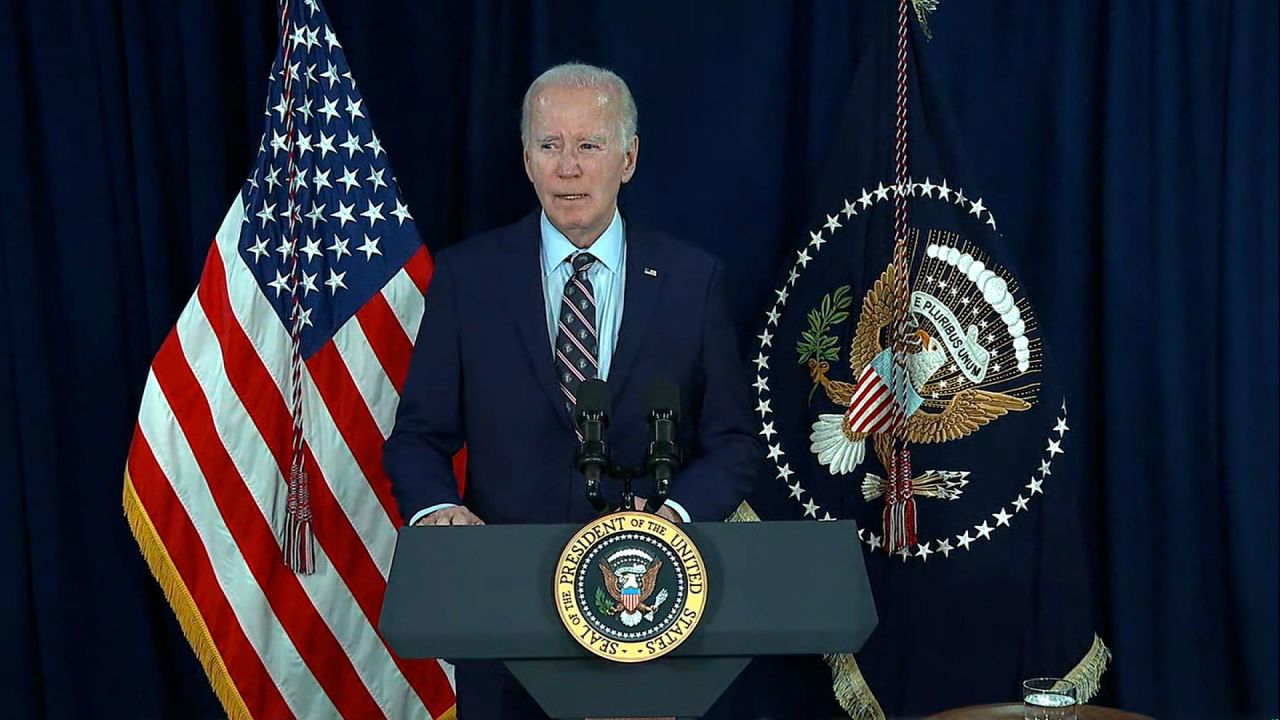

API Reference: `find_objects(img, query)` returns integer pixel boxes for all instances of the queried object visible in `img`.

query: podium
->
[379,520,876,719]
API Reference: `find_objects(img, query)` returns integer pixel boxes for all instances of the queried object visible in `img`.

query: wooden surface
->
[928,703,1154,719]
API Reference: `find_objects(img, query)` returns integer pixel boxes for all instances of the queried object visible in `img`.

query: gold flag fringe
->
[912,0,940,39]
[124,473,459,720]
[726,500,762,523]
[825,652,886,720]
[122,472,252,720]
[725,502,886,718]
[1065,634,1113,702]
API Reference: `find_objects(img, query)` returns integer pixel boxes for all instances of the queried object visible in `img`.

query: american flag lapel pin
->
[644,267,658,278]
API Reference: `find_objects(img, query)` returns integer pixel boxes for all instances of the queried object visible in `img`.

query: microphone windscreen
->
[576,378,611,419]
[646,377,680,421]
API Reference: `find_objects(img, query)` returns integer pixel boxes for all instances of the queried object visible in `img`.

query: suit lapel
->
[608,228,664,400]
[504,215,576,432]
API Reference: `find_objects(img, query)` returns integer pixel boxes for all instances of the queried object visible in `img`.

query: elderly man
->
[384,63,758,718]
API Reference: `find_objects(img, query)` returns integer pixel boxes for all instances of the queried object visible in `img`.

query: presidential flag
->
[122,1,456,717]
[743,1,1108,716]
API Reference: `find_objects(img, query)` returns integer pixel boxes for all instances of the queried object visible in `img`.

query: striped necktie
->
[555,252,599,418]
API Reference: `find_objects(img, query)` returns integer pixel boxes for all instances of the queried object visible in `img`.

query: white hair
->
[520,62,638,149]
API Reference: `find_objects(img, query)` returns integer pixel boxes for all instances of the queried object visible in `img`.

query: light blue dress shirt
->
[539,209,626,379]
[409,208,689,525]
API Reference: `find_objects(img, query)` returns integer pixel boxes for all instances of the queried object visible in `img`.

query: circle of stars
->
[854,400,1069,562]
[753,181,1072,560]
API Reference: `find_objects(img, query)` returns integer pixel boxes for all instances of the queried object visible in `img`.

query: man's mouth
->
[556,194,588,201]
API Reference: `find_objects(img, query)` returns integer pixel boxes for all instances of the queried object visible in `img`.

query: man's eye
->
[580,143,600,151]
[541,143,556,151]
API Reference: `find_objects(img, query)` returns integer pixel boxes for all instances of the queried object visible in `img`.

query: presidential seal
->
[755,179,1071,562]
[554,511,707,663]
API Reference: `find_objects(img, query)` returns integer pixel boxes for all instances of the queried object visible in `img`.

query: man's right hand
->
[415,506,485,526]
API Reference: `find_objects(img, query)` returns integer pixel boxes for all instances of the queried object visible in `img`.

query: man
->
[384,63,758,718]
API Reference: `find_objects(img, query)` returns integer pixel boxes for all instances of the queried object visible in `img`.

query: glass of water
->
[1022,677,1078,720]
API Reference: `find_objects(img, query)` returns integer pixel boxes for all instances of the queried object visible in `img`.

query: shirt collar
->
[540,208,624,279]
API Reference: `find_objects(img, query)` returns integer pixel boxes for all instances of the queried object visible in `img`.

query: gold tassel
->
[1064,634,1113,702]
[123,473,252,720]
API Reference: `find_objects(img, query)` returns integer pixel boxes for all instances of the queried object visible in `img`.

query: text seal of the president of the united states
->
[554,511,707,662]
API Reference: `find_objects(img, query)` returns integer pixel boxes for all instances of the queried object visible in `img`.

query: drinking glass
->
[1022,677,1078,720]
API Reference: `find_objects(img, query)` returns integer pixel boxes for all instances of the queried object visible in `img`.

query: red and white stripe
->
[126,199,456,718]
[844,366,907,435]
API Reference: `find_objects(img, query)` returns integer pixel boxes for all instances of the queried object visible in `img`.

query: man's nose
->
[556,150,582,177]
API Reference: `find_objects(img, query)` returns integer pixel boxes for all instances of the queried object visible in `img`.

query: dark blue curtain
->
[1,1,1274,718]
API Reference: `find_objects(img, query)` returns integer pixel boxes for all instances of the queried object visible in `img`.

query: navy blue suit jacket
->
[384,212,759,718]
[384,212,759,527]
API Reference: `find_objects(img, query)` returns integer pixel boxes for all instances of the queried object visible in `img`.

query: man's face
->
[523,84,638,248]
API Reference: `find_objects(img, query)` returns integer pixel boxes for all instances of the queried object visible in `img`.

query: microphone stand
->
[605,464,645,514]
[575,379,682,516]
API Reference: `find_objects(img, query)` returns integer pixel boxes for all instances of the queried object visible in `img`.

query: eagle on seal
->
[599,560,663,627]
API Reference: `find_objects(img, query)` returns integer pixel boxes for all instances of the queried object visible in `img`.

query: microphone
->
[644,377,682,513]
[574,379,611,512]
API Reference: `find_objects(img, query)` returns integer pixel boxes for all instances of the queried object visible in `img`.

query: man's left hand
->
[632,496,682,523]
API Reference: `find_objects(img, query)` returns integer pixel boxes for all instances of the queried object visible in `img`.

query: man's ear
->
[621,135,639,184]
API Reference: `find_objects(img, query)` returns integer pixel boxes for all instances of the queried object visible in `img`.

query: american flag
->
[122,0,457,717]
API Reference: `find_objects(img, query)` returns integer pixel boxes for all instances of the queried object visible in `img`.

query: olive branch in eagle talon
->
[594,586,617,616]
[796,285,852,405]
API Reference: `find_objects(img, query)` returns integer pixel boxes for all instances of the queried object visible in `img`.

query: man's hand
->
[632,497,682,524]
[415,506,484,526]
[654,504,682,524]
